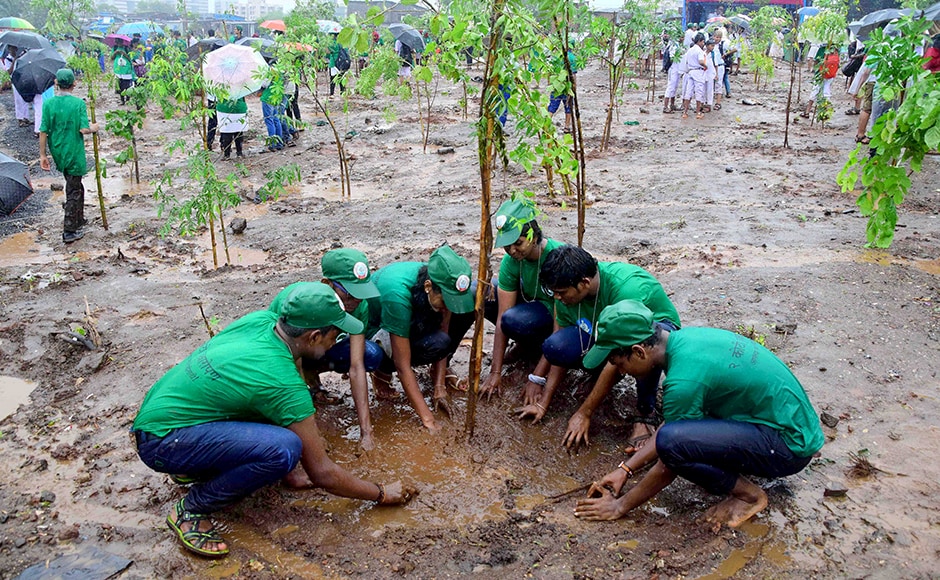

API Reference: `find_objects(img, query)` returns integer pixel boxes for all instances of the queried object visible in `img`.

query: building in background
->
[345,1,429,24]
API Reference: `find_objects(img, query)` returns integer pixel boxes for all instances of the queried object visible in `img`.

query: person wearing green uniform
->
[132,282,414,558]
[480,197,566,400]
[574,300,824,528]
[269,249,383,451]
[366,245,475,433]
[112,43,135,104]
[216,96,248,158]
[516,245,681,454]
[38,69,98,244]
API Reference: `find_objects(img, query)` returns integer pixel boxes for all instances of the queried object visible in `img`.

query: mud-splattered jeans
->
[63,173,85,234]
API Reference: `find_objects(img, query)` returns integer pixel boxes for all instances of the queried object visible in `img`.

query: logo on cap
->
[495,215,507,230]
[455,274,471,292]
[353,261,368,280]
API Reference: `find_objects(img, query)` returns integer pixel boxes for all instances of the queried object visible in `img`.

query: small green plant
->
[815,97,834,124]
[735,324,767,346]
[666,217,687,230]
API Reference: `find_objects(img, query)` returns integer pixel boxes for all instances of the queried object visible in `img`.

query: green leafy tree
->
[837,17,938,247]
[743,5,790,88]
[30,0,95,36]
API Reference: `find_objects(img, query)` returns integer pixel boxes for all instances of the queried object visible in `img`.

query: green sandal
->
[169,474,199,485]
[166,498,229,558]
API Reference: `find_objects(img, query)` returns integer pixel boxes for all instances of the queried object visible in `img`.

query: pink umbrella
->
[103,33,132,47]
[202,43,269,99]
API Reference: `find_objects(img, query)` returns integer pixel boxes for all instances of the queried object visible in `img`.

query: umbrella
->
[848,8,913,39]
[103,34,132,47]
[706,16,730,24]
[117,21,162,39]
[0,152,33,217]
[389,23,425,52]
[728,16,751,31]
[260,20,286,33]
[202,44,269,99]
[317,20,343,34]
[924,1,940,21]
[187,37,227,61]
[11,47,65,100]
[0,17,35,30]
[0,30,54,51]
[236,36,275,49]
[797,6,820,17]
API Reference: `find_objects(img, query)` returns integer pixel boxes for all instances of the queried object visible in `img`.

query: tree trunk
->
[218,201,231,265]
[88,100,109,230]
[131,131,140,184]
[208,211,218,268]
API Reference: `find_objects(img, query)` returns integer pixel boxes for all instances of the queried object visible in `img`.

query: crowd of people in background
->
[662,23,740,119]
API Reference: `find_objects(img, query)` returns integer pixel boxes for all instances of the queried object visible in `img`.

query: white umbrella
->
[317,20,342,34]
[203,44,269,100]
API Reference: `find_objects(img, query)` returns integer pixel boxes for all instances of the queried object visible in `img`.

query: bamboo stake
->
[218,201,231,265]
[784,19,798,148]
[208,210,218,268]
[87,89,109,230]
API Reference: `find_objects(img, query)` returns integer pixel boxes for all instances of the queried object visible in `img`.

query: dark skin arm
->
[562,362,622,450]
[346,333,375,452]
[287,415,414,504]
[390,333,441,434]
[480,288,517,400]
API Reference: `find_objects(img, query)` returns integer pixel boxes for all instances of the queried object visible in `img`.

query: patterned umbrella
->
[0,17,35,30]
[0,30,54,51]
[0,152,33,217]
[187,38,227,61]
[202,44,269,99]
[317,20,342,34]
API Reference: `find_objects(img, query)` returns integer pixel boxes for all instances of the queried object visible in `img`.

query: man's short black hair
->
[693,32,706,44]
[278,317,337,338]
[540,245,598,290]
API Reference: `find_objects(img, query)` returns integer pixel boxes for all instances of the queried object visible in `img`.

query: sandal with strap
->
[166,498,230,558]
[855,135,871,145]
[845,107,860,115]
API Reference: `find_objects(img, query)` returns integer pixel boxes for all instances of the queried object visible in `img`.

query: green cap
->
[428,245,474,314]
[55,68,75,88]
[280,282,364,335]
[583,300,656,369]
[493,197,538,248]
[321,248,380,300]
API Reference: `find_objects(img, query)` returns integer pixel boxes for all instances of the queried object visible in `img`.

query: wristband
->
[374,482,385,503]
[618,461,634,479]
[527,374,547,386]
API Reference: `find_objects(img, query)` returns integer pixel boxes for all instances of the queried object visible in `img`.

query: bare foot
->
[624,422,655,453]
[726,490,768,528]
[704,496,738,532]
[706,478,769,531]
[282,466,314,489]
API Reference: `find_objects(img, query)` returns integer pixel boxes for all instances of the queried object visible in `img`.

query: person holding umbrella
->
[112,41,135,104]
[1,44,30,126]
[38,68,99,244]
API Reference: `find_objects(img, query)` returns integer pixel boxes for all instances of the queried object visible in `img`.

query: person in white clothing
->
[704,37,718,111]
[661,32,683,113]
[681,33,708,119]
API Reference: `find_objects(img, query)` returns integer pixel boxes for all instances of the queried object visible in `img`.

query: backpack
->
[336,47,350,71]
[841,53,864,78]
[822,52,839,79]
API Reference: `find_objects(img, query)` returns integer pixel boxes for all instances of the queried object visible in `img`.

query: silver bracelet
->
[527,374,547,386]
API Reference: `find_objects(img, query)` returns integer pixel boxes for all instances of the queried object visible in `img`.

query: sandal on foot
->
[169,474,200,485]
[695,113,705,120]
[714,103,722,110]
[166,499,229,558]
[445,368,468,392]
[845,107,860,115]
[624,434,652,454]
[662,108,674,114]
[855,135,871,144]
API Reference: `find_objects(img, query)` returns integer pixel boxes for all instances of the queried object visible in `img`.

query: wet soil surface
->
[0,60,939,579]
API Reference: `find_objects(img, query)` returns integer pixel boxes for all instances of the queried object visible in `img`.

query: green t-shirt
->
[662,327,825,457]
[554,262,680,331]
[498,237,564,312]
[132,310,314,437]
[216,97,248,115]
[113,50,134,78]
[268,281,369,331]
[365,262,423,338]
[39,94,89,177]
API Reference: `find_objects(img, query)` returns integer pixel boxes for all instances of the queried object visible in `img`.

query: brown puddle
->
[0,232,57,267]
[0,376,37,421]
[212,520,335,579]
[913,258,940,276]
[696,521,789,579]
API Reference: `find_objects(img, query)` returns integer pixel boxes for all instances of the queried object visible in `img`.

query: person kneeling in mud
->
[366,245,476,434]
[132,283,414,558]
[574,301,823,528]
[269,248,384,452]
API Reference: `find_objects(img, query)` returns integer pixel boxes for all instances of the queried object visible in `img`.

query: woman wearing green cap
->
[365,245,476,433]
[481,197,566,401]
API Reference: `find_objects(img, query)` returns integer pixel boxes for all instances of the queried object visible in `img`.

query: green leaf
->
[400,0,418,4]
[415,65,433,83]
[338,26,355,47]
[925,126,940,151]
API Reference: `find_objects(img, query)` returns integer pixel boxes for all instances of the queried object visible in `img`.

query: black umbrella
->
[0,152,33,216]
[187,37,227,62]
[235,36,275,58]
[848,8,913,39]
[0,30,54,52]
[389,23,425,52]
[11,47,65,101]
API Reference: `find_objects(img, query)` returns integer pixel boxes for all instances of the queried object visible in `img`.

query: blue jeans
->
[377,312,475,373]
[500,301,554,347]
[722,68,732,97]
[656,419,814,495]
[261,101,286,147]
[548,94,571,115]
[135,421,302,514]
[543,320,678,415]
[323,336,383,373]
[497,84,510,127]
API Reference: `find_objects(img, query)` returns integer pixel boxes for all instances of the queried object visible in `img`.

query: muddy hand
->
[574,486,624,521]
[522,381,543,406]
[563,411,590,451]
[480,373,501,402]
[514,403,546,424]
[433,394,452,418]
[379,481,418,506]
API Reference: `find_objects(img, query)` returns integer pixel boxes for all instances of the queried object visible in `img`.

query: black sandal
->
[166,499,229,558]
[855,135,871,145]
[845,107,860,115]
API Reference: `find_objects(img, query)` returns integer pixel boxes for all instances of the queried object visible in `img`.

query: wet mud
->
[0,59,939,579]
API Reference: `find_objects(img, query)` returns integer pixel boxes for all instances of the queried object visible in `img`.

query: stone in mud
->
[436,147,455,155]
[39,491,55,504]
[725,166,734,173]
[824,483,848,498]
[773,322,797,334]
[820,412,839,428]
[14,537,26,548]
[230,218,247,234]
[51,183,63,192]
[58,524,80,541]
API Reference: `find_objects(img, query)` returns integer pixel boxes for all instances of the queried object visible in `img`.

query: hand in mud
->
[587,468,629,497]
[359,432,376,453]
[433,394,452,419]
[574,486,626,521]
[522,381,543,406]
[379,481,418,506]
[514,402,546,424]
[563,411,591,451]
[423,416,442,435]
[480,372,501,401]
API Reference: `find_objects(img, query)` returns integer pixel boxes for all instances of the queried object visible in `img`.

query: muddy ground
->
[0,56,938,580]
